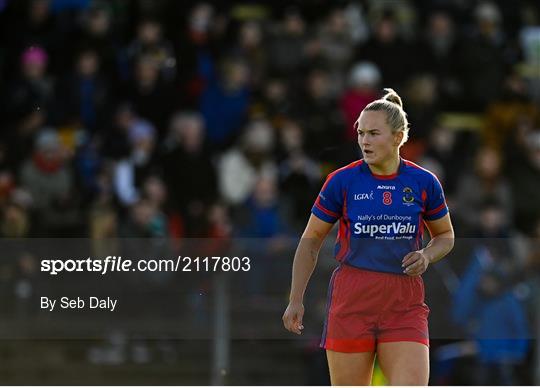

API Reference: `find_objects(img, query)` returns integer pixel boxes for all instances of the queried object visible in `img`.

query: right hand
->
[282,301,305,335]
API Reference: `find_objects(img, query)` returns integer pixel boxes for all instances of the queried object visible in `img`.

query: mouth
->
[363,149,374,156]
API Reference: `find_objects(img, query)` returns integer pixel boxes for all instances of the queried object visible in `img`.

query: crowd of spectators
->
[0,0,539,384]
[0,0,538,240]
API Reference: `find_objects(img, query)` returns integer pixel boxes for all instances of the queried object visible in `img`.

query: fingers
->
[402,251,418,267]
[282,309,304,335]
[404,256,427,276]
[404,263,423,276]
[287,315,302,335]
[287,321,303,334]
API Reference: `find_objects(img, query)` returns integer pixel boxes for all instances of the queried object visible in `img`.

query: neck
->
[368,155,401,176]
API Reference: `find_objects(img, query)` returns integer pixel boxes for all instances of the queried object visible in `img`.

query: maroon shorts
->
[320,264,430,353]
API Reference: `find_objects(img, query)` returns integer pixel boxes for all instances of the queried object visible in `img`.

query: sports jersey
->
[311,158,448,274]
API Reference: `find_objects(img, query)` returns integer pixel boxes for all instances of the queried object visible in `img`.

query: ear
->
[394,131,404,147]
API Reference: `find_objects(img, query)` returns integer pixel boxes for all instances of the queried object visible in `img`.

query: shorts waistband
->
[341,262,410,277]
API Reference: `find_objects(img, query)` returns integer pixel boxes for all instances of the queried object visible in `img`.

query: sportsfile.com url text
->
[41,256,251,275]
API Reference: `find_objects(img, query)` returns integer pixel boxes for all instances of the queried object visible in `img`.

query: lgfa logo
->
[354,191,374,201]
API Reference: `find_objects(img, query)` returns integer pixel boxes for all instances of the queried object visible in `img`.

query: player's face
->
[356,110,400,165]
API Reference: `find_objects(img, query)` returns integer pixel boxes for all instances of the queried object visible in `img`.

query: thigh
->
[376,341,429,385]
[326,349,376,386]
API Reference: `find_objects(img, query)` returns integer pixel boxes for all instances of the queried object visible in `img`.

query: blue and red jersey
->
[312,158,448,274]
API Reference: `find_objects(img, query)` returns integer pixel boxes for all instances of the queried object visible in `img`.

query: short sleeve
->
[311,172,344,224]
[424,173,448,221]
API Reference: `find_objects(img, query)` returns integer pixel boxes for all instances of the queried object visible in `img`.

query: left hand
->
[402,250,430,276]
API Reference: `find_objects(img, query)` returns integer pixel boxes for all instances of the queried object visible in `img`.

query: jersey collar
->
[362,157,404,180]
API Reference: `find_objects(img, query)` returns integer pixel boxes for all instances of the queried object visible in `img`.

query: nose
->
[360,133,370,147]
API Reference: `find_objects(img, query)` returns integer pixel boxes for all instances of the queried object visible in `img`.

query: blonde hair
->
[359,88,410,147]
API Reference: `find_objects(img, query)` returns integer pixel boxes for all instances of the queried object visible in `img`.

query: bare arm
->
[422,214,455,263]
[283,214,334,334]
[402,213,455,276]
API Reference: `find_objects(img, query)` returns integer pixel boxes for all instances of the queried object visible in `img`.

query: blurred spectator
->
[2,108,47,173]
[89,201,118,254]
[142,175,167,214]
[423,124,462,195]
[121,55,176,135]
[519,12,540,101]
[88,161,117,256]
[454,147,513,234]
[175,2,220,108]
[101,103,134,160]
[293,68,344,161]
[455,1,510,111]
[277,119,321,231]
[236,175,290,238]
[56,49,111,131]
[340,61,380,141]
[120,17,176,82]
[199,57,251,150]
[452,204,530,384]
[3,0,62,75]
[319,7,355,68]
[507,128,540,234]
[69,3,118,75]
[523,218,540,384]
[112,111,158,207]
[2,46,54,125]
[19,128,79,236]
[119,198,166,238]
[139,175,169,241]
[419,10,461,109]
[482,70,539,151]
[235,175,292,296]
[267,7,308,78]
[0,169,15,206]
[342,2,369,45]
[403,74,438,142]
[160,112,217,236]
[315,7,356,93]
[231,21,267,89]
[14,251,40,318]
[0,202,30,238]
[253,77,292,122]
[355,10,413,88]
[206,202,232,240]
[218,119,277,206]
[74,134,103,204]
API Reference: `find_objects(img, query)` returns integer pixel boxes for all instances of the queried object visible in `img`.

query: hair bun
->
[382,87,403,108]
